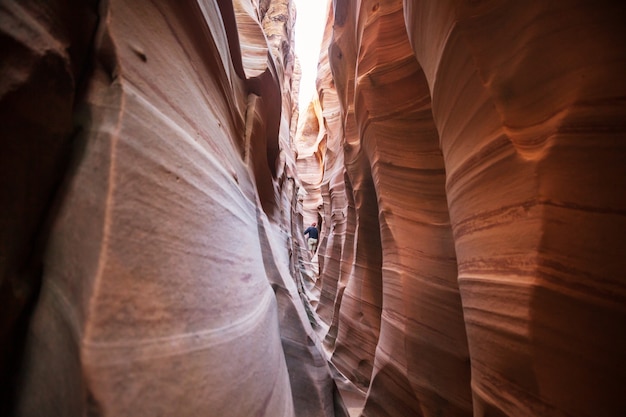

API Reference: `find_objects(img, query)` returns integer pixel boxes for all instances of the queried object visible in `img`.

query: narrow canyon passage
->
[1,1,625,417]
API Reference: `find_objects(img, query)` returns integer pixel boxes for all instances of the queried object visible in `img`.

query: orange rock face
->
[308,0,626,416]
[1,1,345,416]
[3,0,626,416]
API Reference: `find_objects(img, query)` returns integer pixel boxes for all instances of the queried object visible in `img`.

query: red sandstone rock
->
[312,1,471,414]
[4,0,626,416]
[310,0,626,416]
[318,3,386,399]
[403,2,626,416]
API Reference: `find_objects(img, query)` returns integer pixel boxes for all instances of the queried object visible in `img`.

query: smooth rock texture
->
[2,1,345,416]
[0,0,99,412]
[3,0,626,416]
[404,2,626,416]
[305,0,626,416]
[354,2,472,415]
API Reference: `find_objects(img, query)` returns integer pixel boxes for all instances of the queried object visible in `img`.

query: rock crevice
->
[2,1,626,417]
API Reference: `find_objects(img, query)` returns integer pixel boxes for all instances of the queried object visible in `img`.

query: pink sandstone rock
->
[311,1,471,414]
[3,0,626,416]
[320,2,386,399]
[2,1,345,416]
[307,0,626,416]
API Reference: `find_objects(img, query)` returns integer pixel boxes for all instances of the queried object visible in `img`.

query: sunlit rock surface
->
[307,0,626,416]
[295,98,325,227]
[2,1,345,416]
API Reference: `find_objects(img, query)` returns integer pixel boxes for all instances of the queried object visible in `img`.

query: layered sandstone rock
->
[307,0,626,416]
[311,1,471,414]
[311,4,386,401]
[403,2,626,416]
[2,1,345,416]
[4,0,626,416]
[295,97,325,228]
[0,1,100,412]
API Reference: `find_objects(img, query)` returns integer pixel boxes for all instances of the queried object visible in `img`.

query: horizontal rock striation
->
[4,0,626,416]
[2,1,345,416]
[307,0,626,416]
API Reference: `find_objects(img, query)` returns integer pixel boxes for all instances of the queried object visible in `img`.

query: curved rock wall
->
[1,1,345,416]
[354,2,472,415]
[3,0,625,416]
[403,2,626,416]
[322,2,385,397]
[0,0,100,412]
[308,0,626,416]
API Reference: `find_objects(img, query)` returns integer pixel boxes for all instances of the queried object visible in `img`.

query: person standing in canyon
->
[303,222,319,254]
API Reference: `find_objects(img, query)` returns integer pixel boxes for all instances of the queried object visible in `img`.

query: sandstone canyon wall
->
[0,1,346,416]
[3,0,626,416]
[304,0,626,416]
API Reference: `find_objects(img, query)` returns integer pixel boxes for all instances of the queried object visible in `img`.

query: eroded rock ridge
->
[2,1,626,417]
[299,1,626,416]
[1,1,345,416]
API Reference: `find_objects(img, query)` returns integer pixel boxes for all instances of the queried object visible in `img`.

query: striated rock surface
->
[353,2,472,415]
[306,0,626,416]
[403,2,626,416]
[319,3,385,400]
[295,97,326,228]
[4,0,626,416]
[0,0,100,411]
[1,1,346,416]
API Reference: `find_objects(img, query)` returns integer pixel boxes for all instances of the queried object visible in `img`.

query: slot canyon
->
[1,0,625,416]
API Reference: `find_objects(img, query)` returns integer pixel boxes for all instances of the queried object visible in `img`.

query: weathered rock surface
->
[1,1,345,416]
[4,0,626,416]
[305,0,626,416]
[0,0,99,411]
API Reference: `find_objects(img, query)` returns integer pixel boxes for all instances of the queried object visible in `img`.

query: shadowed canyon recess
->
[1,0,625,416]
